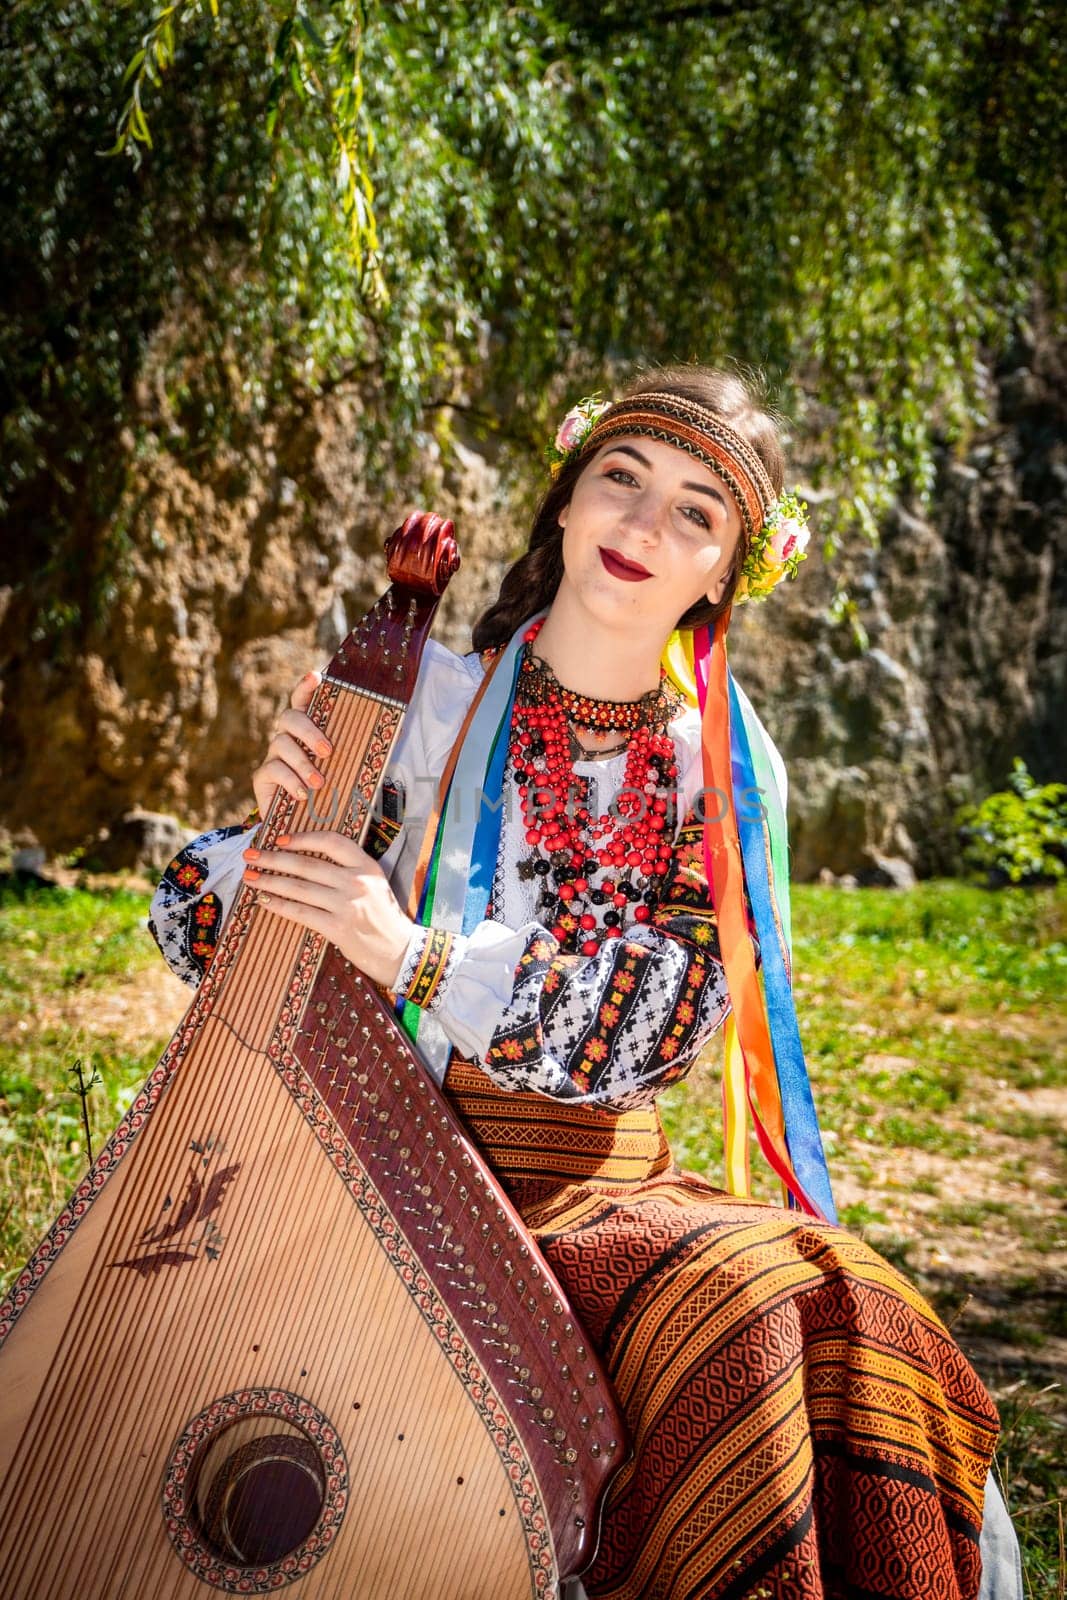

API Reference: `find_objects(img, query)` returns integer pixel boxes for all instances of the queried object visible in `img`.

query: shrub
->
[955,760,1067,886]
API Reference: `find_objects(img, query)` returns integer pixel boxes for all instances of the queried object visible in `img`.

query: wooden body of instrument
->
[0,515,625,1599]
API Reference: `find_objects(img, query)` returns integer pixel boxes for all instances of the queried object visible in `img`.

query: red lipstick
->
[599,547,651,581]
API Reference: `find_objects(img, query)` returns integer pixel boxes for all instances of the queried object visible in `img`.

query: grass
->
[1,874,1065,1592]
[0,881,170,1280]
[996,1383,1067,1600]
[661,882,1066,1184]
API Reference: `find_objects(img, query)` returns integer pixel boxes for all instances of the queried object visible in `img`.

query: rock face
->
[88,810,188,875]
[0,389,512,855]
[1,338,1063,877]
[728,331,1066,880]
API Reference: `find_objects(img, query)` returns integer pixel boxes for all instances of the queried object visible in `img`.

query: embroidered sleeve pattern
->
[396,926,462,1014]
[652,813,761,946]
[147,813,259,988]
[478,813,759,1109]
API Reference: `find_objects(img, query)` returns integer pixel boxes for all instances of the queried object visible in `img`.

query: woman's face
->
[556,435,743,637]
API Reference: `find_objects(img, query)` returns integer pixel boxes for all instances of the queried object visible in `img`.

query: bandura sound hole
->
[194,1421,326,1565]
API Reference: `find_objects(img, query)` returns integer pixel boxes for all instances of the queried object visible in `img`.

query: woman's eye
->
[606,468,638,486]
[681,504,710,530]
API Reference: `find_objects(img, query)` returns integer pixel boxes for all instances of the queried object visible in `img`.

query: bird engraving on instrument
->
[108,1135,241,1277]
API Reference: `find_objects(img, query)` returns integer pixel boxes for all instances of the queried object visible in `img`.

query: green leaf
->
[274,15,295,66]
[265,72,285,137]
[130,98,153,148]
[121,47,147,87]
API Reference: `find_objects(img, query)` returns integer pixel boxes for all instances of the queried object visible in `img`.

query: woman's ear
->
[704,567,730,607]
[557,500,569,530]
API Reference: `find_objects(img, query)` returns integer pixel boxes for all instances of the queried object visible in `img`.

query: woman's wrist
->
[395,926,462,1012]
[349,910,418,991]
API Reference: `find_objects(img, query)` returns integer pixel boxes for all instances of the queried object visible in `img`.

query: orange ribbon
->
[699,611,817,1214]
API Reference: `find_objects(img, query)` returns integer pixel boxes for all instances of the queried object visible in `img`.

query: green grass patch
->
[994,1382,1067,1599]
[790,880,1067,1012]
[0,882,168,1292]
[660,884,1066,1189]
[770,881,1067,1186]
[0,880,160,988]
[936,1199,1014,1228]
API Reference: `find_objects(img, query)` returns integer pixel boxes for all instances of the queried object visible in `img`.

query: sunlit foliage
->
[1,1,1063,629]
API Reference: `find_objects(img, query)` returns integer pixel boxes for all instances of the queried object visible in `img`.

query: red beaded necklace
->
[511,621,679,956]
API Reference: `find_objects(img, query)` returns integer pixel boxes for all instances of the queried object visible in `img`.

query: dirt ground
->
[835,1120,1066,1387]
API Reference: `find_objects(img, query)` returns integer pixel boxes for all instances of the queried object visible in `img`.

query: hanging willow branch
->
[106,1,380,286]
[103,0,217,157]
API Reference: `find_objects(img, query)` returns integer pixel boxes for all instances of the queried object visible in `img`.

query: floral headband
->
[546,393,810,603]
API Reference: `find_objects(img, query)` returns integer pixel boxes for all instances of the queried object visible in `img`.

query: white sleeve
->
[147,821,258,987]
[396,861,740,1112]
[373,638,485,902]
[394,919,531,1061]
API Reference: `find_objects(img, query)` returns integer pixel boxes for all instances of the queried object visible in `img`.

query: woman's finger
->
[262,732,329,794]
[274,707,331,762]
[252,755,313,806]
[244,846,345,889]
[245,868,336,912]
[254,889,333,941]
[273,831,367,870]
[289,670,321,712]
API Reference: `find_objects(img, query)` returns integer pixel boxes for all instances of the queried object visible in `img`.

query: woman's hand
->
[251,672,332,821]
[241,831,415,989]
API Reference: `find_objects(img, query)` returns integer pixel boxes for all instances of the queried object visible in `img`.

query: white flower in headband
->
[734,491,811,603]
[546,396,613,478]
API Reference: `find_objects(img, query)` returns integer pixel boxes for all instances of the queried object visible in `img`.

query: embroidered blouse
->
[149,640,776,1110]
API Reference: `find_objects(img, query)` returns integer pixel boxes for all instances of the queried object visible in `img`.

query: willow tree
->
[2,0,1063,647]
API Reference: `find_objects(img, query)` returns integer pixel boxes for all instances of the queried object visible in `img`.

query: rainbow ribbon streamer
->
[688,618,836,1222]
[398,623,529,1078]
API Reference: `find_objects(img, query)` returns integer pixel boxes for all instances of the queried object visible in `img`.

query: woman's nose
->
[619,490,661,542]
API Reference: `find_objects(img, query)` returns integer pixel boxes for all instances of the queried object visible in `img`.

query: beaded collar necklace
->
[509,621,681,954]
[516,647,682,734]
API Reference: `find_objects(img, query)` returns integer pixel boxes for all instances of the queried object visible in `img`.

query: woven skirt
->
[445,1060,999,1600]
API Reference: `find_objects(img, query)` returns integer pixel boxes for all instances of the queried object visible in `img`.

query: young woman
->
[150,369,1019,1600]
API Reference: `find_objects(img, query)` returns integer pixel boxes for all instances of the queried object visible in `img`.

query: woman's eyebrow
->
[605,443,728,514]
[681,480,729,514]
[606,444,653,469]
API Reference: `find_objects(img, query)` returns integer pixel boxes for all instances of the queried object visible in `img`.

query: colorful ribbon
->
[691,616,835,1221]
[398,623,531,1078]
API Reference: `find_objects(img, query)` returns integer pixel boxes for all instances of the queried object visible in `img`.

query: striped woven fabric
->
[446,1060,999,1600]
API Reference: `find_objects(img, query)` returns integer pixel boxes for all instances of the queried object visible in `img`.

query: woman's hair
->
[471,365,785,653]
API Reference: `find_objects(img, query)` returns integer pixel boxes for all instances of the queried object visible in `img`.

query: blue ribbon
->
[728,674,837,1223]
[462,660,523,933]
[398,633,527,1078]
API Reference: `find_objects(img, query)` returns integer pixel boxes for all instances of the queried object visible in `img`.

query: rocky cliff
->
[730,328,1066,881]
[1,336,1063,878]
[0,388,511,858]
